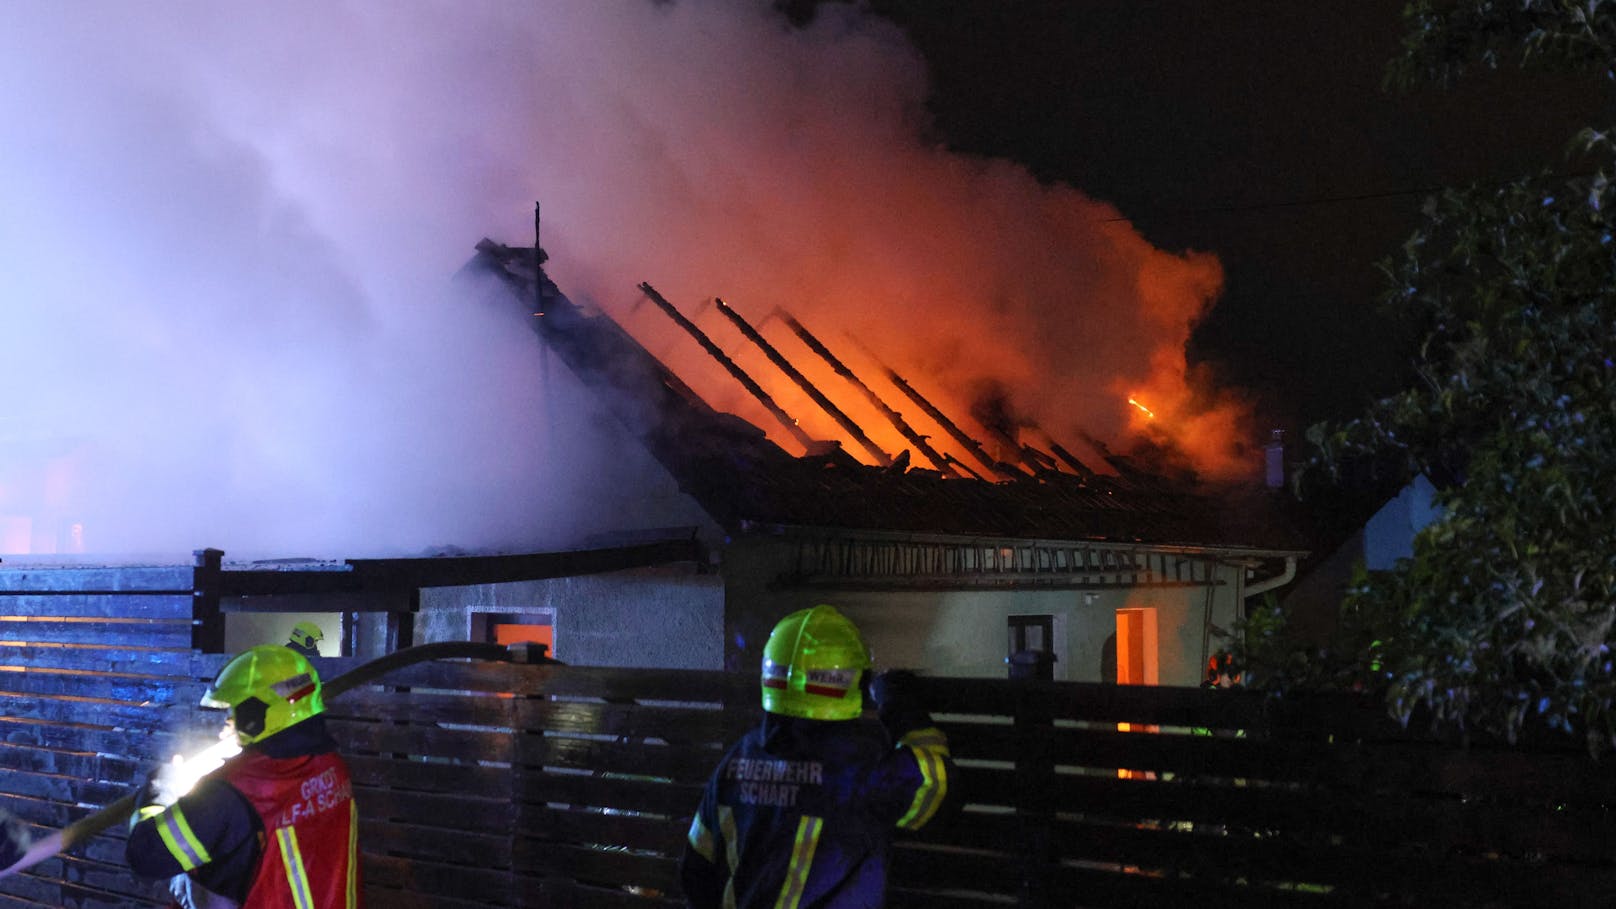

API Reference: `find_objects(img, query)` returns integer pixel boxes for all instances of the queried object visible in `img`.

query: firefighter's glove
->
[0,807,31,871]
[870,670,929,736]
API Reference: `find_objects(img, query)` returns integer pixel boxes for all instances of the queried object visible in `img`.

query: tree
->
[1390,0,1616,86]
[1248,1,1616,750]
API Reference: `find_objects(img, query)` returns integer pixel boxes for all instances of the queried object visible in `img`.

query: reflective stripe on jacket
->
[681,713,951,908]
[225,750,362,908]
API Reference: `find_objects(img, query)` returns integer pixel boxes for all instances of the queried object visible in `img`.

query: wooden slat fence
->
[0,564,227,909]
[315,664,1616,909]
[1,568,1614,908]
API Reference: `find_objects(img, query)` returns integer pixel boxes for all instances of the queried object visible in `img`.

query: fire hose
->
[0,640,551,880]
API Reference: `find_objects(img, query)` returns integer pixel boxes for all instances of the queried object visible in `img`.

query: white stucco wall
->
[721,536,1246,687]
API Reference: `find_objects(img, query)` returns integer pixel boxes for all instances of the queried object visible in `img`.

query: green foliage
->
[1390,0,1616,87]
[1250,7,1616,750]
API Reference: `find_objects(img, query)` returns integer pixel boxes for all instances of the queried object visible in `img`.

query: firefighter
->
[286,622,324,659]
[127,645,362,908]
[681,605,952,908]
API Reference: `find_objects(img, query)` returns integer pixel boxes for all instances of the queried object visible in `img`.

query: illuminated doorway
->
[1114,607,1158,686]
[1115,606,1161,778]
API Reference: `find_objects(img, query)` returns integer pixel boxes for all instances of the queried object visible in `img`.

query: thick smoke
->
[0,1,1245,559]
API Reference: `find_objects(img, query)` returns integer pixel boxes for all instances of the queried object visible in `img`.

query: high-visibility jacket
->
[127,718,362,909]
[680,713,951,908]
[225,750,362,909]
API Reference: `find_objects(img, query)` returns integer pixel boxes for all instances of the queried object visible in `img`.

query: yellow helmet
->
[761,605,872,721]
[288,621,323,653]
[201,645,325,745]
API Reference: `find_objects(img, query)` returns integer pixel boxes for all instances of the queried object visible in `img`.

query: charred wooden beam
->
[978,423,1055,478]
[711,299,891,466]
[638,283,816,451]
[1079,430,1151,489]
[941,452,985,481]
[879,365,1027,481]
[473,241,718,424]
[1018,443,1060,474]
[778,312,957,477]
[1046,439,1097,478]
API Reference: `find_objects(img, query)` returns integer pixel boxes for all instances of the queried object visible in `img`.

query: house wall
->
[1281,475,1441,648]
[719,536,1247,688]
[416,564,725,669]
[1363,474,1439,570]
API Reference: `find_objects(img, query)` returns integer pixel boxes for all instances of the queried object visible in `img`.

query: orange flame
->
[1126,397,1155,420]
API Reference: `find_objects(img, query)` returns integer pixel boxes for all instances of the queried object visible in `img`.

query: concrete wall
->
[417,564,725,669]
[719,536,1247,688]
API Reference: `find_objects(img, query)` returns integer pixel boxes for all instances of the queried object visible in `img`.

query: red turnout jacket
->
[128,716,362,909]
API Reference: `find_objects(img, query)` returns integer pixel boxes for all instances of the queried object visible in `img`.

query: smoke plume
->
[0,1,1247,559]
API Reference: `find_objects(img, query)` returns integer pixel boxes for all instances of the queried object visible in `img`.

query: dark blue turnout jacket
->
[680,710,951,908]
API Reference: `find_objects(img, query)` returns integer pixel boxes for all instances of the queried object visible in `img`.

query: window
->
[1007,614,1056,681]
[1008,614,1053,654]
[472,610,555,660]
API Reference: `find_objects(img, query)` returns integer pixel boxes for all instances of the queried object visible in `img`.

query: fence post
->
[1013,682,1056,908]
[191,547,225,653]
[385,588,419,651]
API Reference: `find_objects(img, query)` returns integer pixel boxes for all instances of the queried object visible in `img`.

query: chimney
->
[1264,429,1285,489]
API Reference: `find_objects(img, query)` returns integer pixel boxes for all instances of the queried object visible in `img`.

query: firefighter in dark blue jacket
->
[681,605,952,908]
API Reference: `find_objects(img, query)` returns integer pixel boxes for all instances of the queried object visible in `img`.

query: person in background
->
[681,604,952,908]
[127,645,361,908]
[286,622,323,659]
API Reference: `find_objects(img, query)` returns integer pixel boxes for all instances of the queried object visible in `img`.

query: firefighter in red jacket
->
[681,605,952,908]
[127,645,362,908]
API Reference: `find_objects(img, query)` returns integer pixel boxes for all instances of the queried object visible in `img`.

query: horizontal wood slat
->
[0,594,193,619]
[0,670,208,706]
[0,646,222,677]
[0,566,194,593]
[0,621,192,647]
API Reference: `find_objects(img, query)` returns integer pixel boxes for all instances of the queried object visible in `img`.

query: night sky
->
[815,0,1612,435]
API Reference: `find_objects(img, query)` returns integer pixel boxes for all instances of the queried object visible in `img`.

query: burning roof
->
[467,239,1299,551]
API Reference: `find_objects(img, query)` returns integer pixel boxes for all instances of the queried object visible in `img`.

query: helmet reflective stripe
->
[270,674,316,700]
[276,826,317,909]
[801,668,856,698]
[762,659,790,689]
[760,605,872,721]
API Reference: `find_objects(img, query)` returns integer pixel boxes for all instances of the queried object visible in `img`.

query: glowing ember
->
[1126,397,1156,420]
